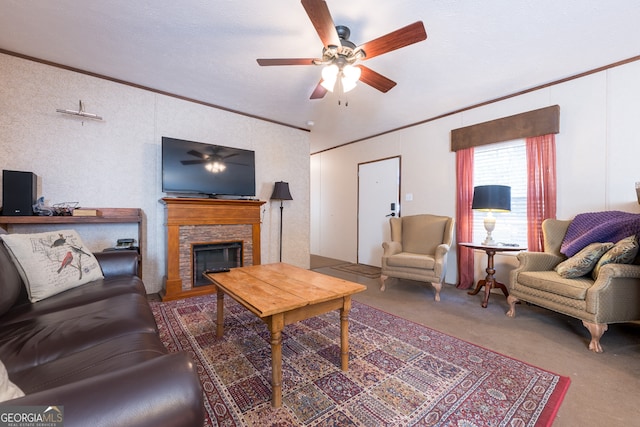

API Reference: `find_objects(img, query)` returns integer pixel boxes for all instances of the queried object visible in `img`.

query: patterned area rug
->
[150,295,569,426]
[331,263,382,278]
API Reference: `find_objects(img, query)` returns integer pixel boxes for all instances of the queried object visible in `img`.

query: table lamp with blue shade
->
[472,185,511,246]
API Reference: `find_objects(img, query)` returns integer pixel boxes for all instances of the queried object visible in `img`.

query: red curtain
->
[526,134,557,252]
[455,147,474,289]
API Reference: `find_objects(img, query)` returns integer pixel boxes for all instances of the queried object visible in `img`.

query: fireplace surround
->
[160,198,265,301]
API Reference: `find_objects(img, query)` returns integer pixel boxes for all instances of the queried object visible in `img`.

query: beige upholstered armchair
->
[507,218,640,352]
[380,214,454,301]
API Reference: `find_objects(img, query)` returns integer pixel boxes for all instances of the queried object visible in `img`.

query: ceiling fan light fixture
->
[321,63,361,93]
[341,74,357,93]
[205,161,226,173]
[342,64,361,81]
[320,80,334,92]
[341,64,361,93]
[321,64,339,91]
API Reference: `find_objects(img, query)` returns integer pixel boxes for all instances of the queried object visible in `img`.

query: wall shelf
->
[0,208,143,276]
[0,208,141,225]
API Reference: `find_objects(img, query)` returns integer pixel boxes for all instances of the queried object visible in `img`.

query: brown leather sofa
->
[0,245,204,427]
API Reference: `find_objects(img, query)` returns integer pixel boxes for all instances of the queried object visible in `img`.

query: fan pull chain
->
[337,97,349,107]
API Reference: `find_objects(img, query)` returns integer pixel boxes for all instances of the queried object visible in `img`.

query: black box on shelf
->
[2,170,37,216]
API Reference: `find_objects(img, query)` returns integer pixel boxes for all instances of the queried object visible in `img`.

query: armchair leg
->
[380,274,388,291]
[582,321,608,353]
[506,295,519,317]
[431,282,441,302]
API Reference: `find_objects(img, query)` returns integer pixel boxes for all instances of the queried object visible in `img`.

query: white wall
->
[311,60,640,285]
[0,53,311,293]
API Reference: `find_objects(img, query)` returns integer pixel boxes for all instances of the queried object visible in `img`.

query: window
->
[473,140,527,246]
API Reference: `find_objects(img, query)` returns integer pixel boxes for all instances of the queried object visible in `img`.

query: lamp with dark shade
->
[271,181,293,262]
[472,185,511,246]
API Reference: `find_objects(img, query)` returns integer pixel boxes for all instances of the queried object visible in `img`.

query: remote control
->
[204,267,230,274]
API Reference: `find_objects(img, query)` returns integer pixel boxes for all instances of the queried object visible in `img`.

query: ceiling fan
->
[180,149,242,173]
[256,0,427,99]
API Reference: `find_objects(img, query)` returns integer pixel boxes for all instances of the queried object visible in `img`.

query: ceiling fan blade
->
[358,21,427,60]
[257,58,317,66]
[301,0,340,47]
[180,160,208,165]
[187,150,208,159]
[310,81,328,99]
[357,65,397,93]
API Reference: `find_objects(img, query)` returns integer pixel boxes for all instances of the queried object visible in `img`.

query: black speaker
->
[2,170,37,216]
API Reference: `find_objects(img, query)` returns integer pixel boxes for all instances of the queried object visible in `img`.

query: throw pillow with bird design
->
[0,229,104,302]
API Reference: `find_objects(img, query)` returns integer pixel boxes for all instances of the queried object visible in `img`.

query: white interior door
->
[358,157,400,267]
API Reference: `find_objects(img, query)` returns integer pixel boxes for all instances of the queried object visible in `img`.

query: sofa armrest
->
[593,262,640,281]
[509,251,564,288]
[585,263,640,320]
[514,251,563,272]
[94,250,139,277]
[382,241,402,257]
[2,352,204,427]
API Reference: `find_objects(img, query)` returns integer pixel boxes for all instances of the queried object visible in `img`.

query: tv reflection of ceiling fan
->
[180,149,245,173]
[257,0,427,99]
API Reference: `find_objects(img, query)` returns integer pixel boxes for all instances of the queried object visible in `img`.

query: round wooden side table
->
[459,242,526,308]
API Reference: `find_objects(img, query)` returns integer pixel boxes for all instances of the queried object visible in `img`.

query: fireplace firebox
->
[192,241,243,287]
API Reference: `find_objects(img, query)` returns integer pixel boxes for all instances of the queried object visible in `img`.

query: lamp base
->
[482,212,497,246]
[482,235,496,246]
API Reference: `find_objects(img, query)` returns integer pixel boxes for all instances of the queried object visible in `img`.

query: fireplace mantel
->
[160,197,265,301]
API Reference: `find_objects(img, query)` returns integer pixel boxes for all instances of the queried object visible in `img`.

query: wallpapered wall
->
[311,59,640,285]
[0,53,311,294]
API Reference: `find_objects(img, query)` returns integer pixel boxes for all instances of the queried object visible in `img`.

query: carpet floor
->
[150,295,569,426]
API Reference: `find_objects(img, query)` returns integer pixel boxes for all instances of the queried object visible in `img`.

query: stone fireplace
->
[161,198,265,301]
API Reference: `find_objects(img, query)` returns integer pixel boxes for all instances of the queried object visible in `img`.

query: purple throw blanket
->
[561,211,640,257]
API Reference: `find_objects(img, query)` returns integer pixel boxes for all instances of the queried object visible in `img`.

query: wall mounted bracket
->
[56,100,103,121]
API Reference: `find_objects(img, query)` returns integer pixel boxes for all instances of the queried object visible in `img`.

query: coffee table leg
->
[216,289,224,338]
[340,296,351,370]
[268,313,284,407]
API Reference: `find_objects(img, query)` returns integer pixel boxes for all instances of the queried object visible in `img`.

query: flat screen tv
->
[161,137,256,197]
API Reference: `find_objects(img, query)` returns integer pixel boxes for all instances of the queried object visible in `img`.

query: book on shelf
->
[72,209,101,217]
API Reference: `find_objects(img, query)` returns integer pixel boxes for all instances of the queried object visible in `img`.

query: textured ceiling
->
[1,0,639,152]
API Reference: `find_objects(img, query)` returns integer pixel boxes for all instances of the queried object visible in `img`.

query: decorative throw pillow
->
[592,235,639,279]
[0,360,24,402]
[0,229,104,303]
[555,242,614,279]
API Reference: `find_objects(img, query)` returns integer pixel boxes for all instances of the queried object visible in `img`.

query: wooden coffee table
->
[204,262,367,407]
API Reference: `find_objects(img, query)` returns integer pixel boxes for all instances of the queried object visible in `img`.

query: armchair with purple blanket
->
[507,211,640,353]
